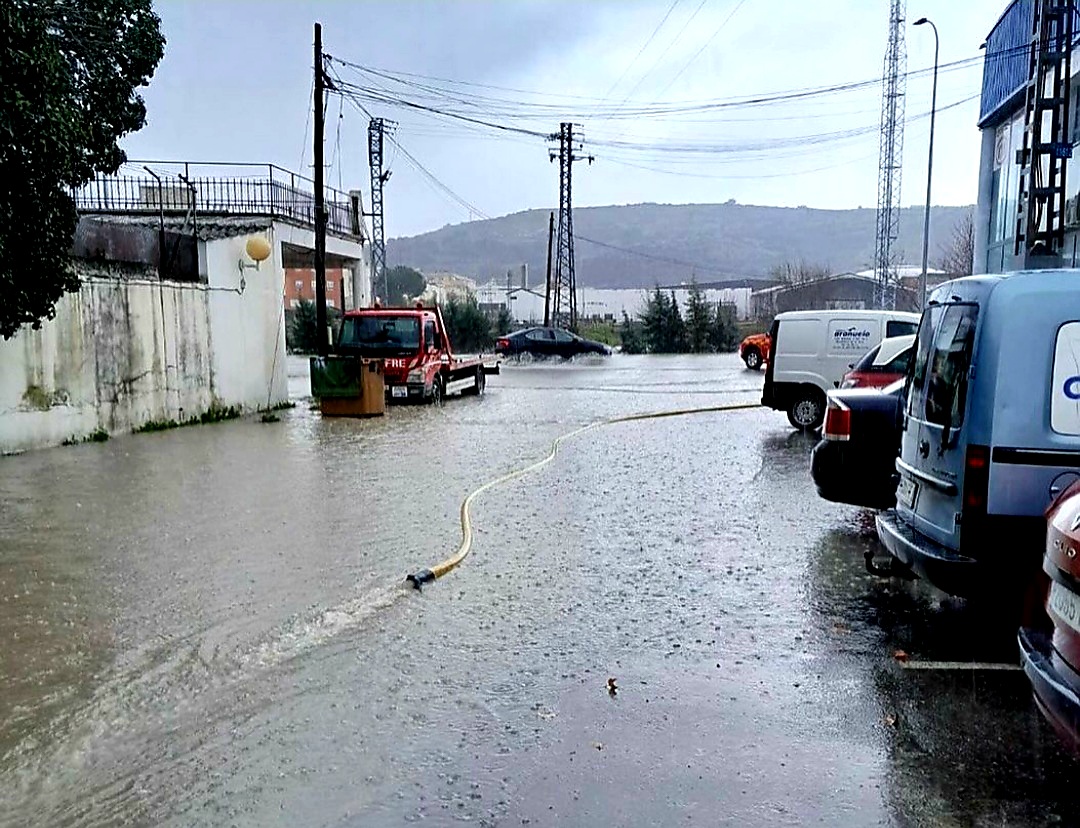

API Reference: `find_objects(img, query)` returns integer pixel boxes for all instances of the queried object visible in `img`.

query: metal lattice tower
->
[368,118,390,300]
[548,123,592,331]
[873,0,907,310]
[1014,0,1073,262]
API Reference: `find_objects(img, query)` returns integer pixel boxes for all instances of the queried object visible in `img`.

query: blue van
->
[876,270,1080,597]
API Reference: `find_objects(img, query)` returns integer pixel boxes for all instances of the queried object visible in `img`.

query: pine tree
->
[666,291,687,353]
[709,303,739,352]
[641,286,667,353]
[619,311,646,354]
[288,300,319,354]
[685,279,712,353]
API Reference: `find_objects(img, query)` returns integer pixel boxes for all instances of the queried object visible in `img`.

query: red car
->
[739,332,770,370]
[838,334,915,389]
[1020,481,1080,752]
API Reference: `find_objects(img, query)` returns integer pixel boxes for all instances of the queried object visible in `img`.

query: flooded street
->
[3,353,1080,826]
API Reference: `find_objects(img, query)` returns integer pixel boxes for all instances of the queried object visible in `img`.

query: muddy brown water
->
[1,354,1078,826]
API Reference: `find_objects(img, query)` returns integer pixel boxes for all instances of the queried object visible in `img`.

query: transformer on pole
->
[548,123,592,331]
[873,0,907,310]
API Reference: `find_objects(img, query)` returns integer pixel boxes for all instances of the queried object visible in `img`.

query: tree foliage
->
[287,301,341,353]
[442,294,492,353]
[935,210,975,277]
[619,312,646,354]
[494,305,514,336]
[635,285,739,354]
[288,300,319,354]
[709,303,739,352]
[685,279,712,353]
[384,265,426,303]
[1,0,165,339]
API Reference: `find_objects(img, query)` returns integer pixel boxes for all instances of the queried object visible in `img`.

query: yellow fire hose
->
[405,401,761,590]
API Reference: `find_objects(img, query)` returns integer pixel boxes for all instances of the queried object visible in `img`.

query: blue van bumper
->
[875,509,979,597]
[1019,627,1080,752]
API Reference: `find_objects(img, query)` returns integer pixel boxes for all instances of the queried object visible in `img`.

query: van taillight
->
[963,444,990,513]
[823,399,851,441]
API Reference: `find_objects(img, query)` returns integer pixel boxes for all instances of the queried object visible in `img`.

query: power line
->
[595,0,682,109]
[328,45,1010,127]
[610,0,710,113]
[653,0,750,98]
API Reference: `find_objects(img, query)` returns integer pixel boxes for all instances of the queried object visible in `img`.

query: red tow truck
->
[336,302,498,404]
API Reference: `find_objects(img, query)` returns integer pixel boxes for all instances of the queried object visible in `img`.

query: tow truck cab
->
[337,304,491,403]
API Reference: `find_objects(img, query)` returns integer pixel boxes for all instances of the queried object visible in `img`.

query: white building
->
[477,280,753,324]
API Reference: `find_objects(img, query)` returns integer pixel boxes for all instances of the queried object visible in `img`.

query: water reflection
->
[806,520,1080,825]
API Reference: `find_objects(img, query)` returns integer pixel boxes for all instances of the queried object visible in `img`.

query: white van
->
[762,309,919,430]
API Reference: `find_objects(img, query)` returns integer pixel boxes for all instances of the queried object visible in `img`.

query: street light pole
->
[915,16,939,310]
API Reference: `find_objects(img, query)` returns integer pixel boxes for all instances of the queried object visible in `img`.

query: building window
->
[327,280,334,290]
[289,299,299,308]
[294,280,303,291]
[310,279,316,290]
[326,298,336,308]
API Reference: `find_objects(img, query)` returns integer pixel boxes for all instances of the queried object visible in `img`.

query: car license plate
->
[391,386,408,398]
[896,475,919,510]
[1049,581,1080,636]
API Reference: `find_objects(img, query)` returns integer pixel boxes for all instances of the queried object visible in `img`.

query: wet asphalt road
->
[2,353,1079,827]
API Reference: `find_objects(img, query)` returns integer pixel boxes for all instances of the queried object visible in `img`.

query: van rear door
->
[897,302,979,548]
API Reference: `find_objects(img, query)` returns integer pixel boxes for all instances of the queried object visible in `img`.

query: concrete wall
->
[0,226,299,453]
[0,273,217,452]
[202,229,288,415]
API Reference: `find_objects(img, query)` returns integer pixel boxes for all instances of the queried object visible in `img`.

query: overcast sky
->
[123,1,1002,239]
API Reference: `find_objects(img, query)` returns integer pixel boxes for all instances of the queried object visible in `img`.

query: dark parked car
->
[810,379,904,510]
[495,326,611,358]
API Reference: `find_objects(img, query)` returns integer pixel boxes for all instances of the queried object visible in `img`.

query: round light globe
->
[245,235,272,263]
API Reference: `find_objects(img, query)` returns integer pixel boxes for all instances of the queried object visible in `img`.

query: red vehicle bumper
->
[1020,626,1080,753]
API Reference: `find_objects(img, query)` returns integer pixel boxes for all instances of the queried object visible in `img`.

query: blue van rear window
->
[910,304,978,429]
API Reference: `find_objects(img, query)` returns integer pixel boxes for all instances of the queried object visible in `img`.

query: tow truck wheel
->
[430,376,445,407]
[464,367,485,396]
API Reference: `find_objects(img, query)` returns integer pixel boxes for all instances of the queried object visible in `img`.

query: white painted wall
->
[0,220,349,452]
[0,274,216,452]
[202,229,288,412]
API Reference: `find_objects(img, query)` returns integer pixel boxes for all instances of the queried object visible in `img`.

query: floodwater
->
[2,353,1078,826]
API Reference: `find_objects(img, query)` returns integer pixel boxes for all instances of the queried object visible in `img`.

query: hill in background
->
[387,202,974,289]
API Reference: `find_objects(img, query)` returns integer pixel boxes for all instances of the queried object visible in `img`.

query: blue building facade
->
[975,0,1080,273]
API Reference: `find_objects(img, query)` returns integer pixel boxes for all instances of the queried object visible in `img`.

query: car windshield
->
[339,315,421,353]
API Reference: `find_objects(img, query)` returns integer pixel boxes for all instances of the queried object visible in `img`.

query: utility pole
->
[873,0,907,310]
[548,123,592,331]
[368,117,392,300]
[313,22,329,356]
[1014,0,1073,267]
[543,211,554,327]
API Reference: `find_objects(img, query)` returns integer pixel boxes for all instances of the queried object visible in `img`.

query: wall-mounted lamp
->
[237,235,272,292]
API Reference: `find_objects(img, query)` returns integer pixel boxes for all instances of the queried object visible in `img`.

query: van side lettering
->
[1065,376,1080,400]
